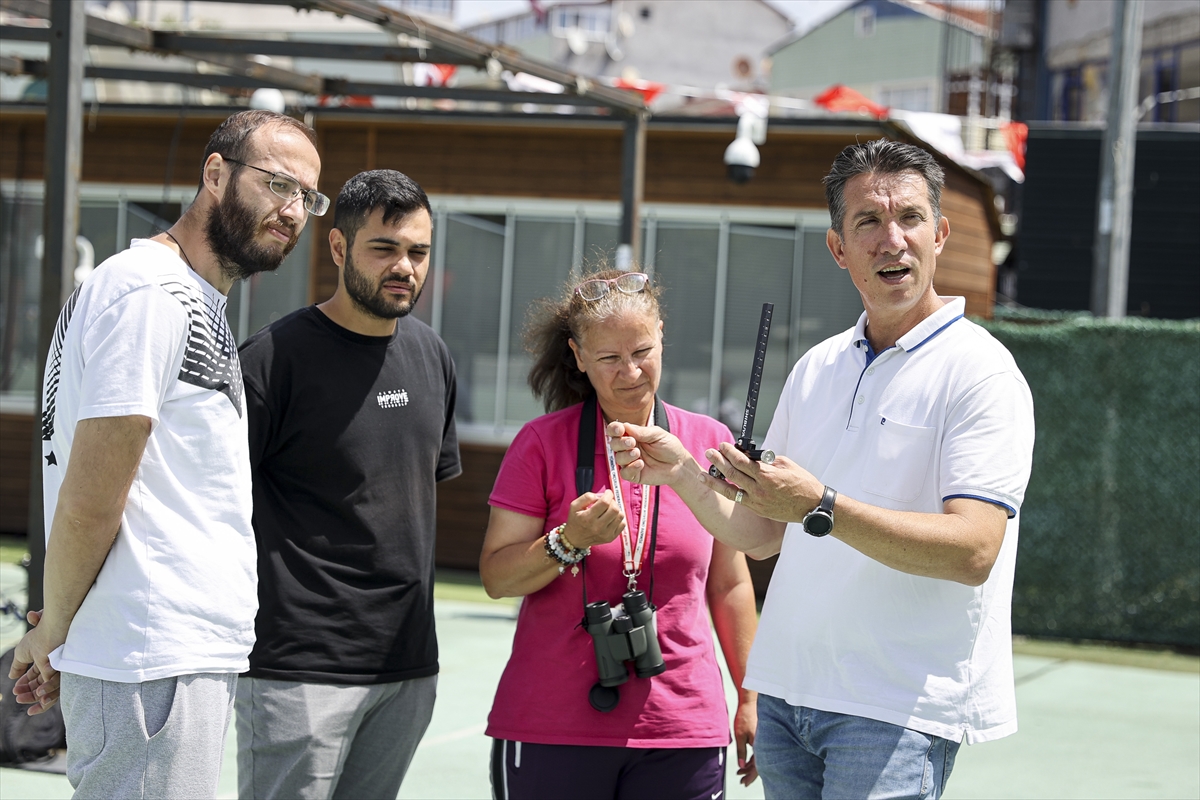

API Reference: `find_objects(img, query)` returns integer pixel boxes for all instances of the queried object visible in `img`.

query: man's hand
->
[9,609,65,715]
[705,442,823,524]
[606,421,696,488]
[611,423,789,558]
[734,694,759,786]
[16,413,152,717]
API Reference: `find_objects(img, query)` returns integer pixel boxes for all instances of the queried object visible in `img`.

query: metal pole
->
[494,210,516,435]
[1091,0,1143,319]
[617,113,646,270]
[708,215,730,418]
[939,0,953,113]
[26,0,85,617]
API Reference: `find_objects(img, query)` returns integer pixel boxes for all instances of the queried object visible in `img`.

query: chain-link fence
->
[980,311,1200,648]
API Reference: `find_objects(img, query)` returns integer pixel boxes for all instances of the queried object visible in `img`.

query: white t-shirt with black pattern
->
[41,238,257,683]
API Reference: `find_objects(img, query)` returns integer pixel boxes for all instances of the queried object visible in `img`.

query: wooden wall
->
[0,111,997,314]
[0,413,33,534]
[435,442,505,571]
[935,167,998,312]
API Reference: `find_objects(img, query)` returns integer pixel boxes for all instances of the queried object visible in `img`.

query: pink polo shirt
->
[486,401,735,748]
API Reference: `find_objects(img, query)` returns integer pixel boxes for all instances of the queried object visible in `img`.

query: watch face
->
[804,511,833,537]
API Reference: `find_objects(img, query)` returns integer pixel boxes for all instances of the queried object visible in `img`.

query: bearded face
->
[204,171,299,282]
[342,246,424,321]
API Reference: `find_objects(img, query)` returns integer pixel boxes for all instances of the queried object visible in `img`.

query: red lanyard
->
[603,406,653,590]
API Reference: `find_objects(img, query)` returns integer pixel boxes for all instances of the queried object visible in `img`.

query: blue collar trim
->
[905,314,963,354]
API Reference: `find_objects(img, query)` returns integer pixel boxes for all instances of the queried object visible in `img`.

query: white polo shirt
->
[746,297,1035,744]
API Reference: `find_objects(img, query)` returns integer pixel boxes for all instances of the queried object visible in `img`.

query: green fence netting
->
[978,311,1200,648]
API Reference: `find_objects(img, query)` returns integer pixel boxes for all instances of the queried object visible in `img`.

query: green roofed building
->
[766,0,998,116]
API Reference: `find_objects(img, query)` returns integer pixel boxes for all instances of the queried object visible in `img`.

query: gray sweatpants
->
[59,671,236,800]
[236,674,437,800]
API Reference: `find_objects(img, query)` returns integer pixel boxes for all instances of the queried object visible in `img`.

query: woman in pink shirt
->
[481,268,759,799]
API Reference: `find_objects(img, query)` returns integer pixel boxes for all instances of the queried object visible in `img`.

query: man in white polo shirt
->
[608,139,1034,799]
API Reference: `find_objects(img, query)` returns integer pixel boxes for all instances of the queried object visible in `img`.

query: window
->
[855,6,876,38]
[414,199,854,444]
[2,187,861,443]
[0,183,313,402]
[878,85,933,113]
[552,5,612,41]
[380,0,453,19]
[466,13,543,45]
[1179,44,1200,122]
[1140,45,1200,123]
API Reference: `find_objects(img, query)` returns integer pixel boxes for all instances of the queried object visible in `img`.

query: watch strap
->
[819,485,837,514]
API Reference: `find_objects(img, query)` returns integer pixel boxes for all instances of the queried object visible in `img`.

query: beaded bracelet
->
[544,524,589,576]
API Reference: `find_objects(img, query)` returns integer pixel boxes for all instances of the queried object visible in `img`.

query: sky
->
[453,0,857,34]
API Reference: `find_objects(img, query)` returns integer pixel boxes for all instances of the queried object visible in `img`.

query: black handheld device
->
[710,302,776,479]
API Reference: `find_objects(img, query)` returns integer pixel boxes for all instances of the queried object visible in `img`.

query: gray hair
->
[823,139,945,237]
[524,266,663,414]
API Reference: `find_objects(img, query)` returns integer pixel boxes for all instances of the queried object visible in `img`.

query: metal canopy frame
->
[0,0,645,110]
[2,0,647,610]
[0,0,647,242]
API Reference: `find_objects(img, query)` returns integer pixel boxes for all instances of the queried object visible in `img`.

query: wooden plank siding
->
[0,111,997,314]
[0,110,997,596]
[0,413,33,534]
[436,442,506,571]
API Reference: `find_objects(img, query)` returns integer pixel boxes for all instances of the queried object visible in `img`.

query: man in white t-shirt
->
[7,110,326,798]
[609,139,1034,799]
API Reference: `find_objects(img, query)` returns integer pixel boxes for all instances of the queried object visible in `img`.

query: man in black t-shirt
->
[236,170,461,800]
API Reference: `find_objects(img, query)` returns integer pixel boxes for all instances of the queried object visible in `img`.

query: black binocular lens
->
[583,590,667,712]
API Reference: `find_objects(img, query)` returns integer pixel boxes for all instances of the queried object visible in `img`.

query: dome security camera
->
[724,136,760,184]
[724,109,766,184]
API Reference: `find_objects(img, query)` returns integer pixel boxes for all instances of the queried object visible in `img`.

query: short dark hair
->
[332,170,432,246]
[199,110,317,189]
[823,139,945,237]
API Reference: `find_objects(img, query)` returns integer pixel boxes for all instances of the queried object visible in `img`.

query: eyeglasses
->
[574,272,650,301]
[224,158,330,217]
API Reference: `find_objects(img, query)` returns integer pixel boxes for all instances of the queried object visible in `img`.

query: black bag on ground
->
[0,646,67,765]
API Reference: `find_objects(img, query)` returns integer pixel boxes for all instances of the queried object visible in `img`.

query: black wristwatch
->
[802,486,837,537]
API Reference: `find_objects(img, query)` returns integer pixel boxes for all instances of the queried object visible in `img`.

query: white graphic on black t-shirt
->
[377,389,409,409]
[41,278,243,448]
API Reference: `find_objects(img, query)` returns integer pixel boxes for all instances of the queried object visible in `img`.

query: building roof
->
[465,0,792,37]
[766,0,996,56]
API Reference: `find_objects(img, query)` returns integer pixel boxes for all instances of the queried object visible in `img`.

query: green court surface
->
[1,564,1197,799]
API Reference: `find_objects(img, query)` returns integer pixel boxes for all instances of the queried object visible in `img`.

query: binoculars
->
[583,590,666,712]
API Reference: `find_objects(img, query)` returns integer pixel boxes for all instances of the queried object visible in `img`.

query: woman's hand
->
[479,491,627,599]
[562,489,627,550]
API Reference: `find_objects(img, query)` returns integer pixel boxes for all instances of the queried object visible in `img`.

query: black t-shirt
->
[239,306,461,684]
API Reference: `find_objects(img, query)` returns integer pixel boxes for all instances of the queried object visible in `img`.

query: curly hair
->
[524,266,664,414]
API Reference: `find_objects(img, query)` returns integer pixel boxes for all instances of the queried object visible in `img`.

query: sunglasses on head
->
[574,272,650,301]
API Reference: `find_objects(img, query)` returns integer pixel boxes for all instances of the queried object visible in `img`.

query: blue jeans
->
[755,694,961,800]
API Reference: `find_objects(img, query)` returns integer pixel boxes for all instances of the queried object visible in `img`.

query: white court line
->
[418,722,488,749]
